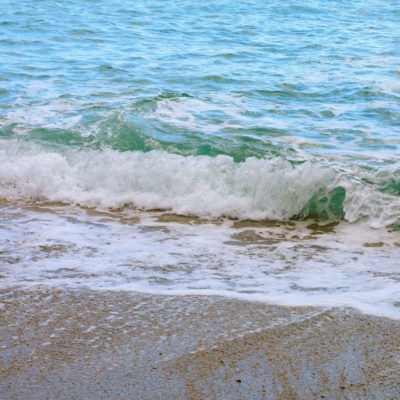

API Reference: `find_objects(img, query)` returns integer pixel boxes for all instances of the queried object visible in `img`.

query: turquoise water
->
[1,0,400,225]
[2,1,400,317]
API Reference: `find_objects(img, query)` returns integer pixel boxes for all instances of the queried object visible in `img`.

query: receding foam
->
[1,204,400,319]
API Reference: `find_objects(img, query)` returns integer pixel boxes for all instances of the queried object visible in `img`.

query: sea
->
[1,0,400,318]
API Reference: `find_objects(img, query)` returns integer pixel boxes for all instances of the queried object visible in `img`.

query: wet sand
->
[1,287,400,399]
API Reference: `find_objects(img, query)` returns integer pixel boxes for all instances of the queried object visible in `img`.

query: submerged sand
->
[1,287,400,399]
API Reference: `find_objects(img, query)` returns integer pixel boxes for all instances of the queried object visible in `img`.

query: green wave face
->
[299,187,346,221]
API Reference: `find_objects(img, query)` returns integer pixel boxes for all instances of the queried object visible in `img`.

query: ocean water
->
[1,0,400,317]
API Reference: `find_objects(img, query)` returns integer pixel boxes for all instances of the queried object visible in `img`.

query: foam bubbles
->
[0,139,400,227]
[1,204,400,319]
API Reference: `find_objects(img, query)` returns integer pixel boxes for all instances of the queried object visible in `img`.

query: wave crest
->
[1,139,399,227]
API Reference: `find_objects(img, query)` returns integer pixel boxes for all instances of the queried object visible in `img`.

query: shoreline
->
[1,287,400,399]
[2,201,400,321]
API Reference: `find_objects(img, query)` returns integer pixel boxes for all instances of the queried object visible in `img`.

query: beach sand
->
[1,287,400,399]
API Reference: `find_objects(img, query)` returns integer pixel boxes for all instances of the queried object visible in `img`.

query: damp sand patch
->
[0,287,399,399]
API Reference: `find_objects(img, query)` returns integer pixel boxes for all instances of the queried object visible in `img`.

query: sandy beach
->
[2,0,400,398]
[1,287,399,399]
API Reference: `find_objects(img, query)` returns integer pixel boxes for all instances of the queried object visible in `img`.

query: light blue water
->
[1,0,400,225]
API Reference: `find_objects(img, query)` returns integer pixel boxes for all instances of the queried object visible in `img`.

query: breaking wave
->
[1,139,400,228]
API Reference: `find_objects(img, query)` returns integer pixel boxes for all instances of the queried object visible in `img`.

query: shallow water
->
[1,202,400,318]
[1,0,400,317]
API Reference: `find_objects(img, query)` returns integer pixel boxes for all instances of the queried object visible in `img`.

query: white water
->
[1,139,400,227]
[1,203,400,319]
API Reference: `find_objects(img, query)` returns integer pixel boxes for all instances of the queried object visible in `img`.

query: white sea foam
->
[146,95,245,132]
[2,100,82,134]
[1,139,400,227]
[1,204,400,319]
